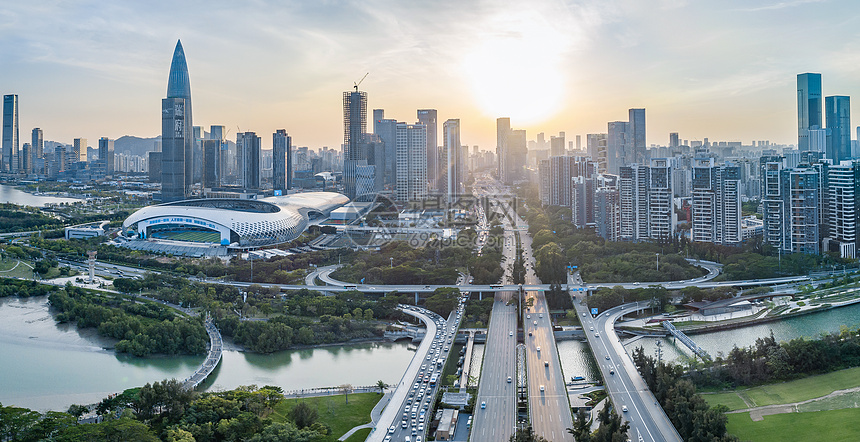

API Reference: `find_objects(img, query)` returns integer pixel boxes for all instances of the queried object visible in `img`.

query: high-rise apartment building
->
[825,95,851,163]
[443,119,462,202]
[21,143,31,174]
[417,109,438,188]
[628,108,646,164]
[2,95,18,172]
[161,40,193,202]
[72,138,84,163]
[395,122,427,202]
[508,129,527,182]
[607,121,628,175]
[822,161,860,258]
[594,174,621,241]
[619,159,675,241]
[691,159,742,245]
[237,132,261,190]
[587,133,608,173]
[550,133,565,157]
[273,130,291,192]
[343,90,367,199]
[373,110,398,187]
[761,157,820,254]
[798,73,823,152]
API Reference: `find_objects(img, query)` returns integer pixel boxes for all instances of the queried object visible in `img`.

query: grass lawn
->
[0,259,37,279]
[270,392,381,441]
[344,427,371,441]
[727,408,860,441]
[703,366,860,411]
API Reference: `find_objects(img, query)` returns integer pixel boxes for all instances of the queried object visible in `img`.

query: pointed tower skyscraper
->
[161,40,193,202]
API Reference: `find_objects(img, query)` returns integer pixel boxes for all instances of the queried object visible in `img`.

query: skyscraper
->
[161,40,193,202]
[373,109,397,187]
[417,109,438,187]
[343,90,367,199]
[202,139,220,189]
[443,119,462,202]
[825,95,851,163]
[691,159,742,245]
[607,121,628,175]
[395,122,427,202]
[497,117,511,183]
[550,133,565,157]
[72,138,84,163]
[31,128,44,174]
[237,132,261,190]
[2,95,18,172]
[798,73,823,152]
[98,137,114,177]
[273,129,292,192]
[628,108,646,164]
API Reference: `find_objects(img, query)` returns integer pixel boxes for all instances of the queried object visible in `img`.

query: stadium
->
[121,192,349,255]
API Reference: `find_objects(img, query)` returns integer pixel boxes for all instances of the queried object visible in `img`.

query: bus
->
[429,374,437,386]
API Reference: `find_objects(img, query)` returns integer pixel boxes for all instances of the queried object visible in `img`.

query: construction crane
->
[354,72,369,92]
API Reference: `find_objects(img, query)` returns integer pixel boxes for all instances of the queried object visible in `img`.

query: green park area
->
[727,408,860,442]
[270,392,382,441]
[703,366,860,411]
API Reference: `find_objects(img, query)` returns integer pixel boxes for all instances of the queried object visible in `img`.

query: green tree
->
[376,380,387,394]
[288,402,319,429]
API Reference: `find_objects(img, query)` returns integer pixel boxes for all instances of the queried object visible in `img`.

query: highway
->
[470,223,518,442]
[518,215,575,442]
[574,294,682,442]
[369,303,463,442]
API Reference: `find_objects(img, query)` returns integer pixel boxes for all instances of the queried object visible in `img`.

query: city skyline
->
[2,1,860,150]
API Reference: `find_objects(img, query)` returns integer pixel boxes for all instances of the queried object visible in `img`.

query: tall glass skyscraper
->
[825,95,851,163]
[797,73,822,152]
[417,109,437,188]
[2,95,18,172]
[161,40,193,202]
[273,129,291,192]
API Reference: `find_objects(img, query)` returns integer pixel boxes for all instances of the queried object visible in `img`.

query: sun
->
[462,12,569,125]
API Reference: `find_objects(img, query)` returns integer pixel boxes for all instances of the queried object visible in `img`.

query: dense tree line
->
[0,206,64,233]
[631,347,738,442]
[0,382,325,442]
[586,286,670,314]
[689,328,860,389]
[0,277,57,298]
[568,405,629,442]
[49,284,208,357]
[469,226,505,285]
[331,241,465,285]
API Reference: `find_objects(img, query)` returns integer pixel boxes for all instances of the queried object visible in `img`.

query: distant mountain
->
[115,135,161,158]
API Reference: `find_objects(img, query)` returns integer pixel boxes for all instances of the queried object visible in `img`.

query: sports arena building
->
[121,192,349,252]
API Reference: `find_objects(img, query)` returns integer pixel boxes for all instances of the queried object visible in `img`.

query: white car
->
[389,426,396,434]
[540,385,545,392]
[536,346,541,352]
[507,376,512,383]
[622,405,628,412]
[509,331,513,336]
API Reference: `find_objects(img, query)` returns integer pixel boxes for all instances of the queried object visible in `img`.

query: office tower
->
[497,117,511,183]
[148,151,162,182]
[210,125,224,141]
[21,143,31,173]
[203,139,221,189]
[395,122,427,202]
[209,125,228,183]
[30,128,44,173]
[2,95,18,172]
[272,129,291,192]
[54,146,66,174]
[192,125,203,183]
[691,159,742,245]
[825,96,851,162]
[550,133,565,157]
[546,156,595,207]
[72,138,85,163]
[607,121,628,175]
[823,161,860,258]
[669,132,679,149]
[417,109,438,186]
[237,132,261,190]
[443,119,462,202]
[162,40,193,202]
[356,134,384,196]
[576,135,581,151]
[98,137,114,177]
[509,129,527,182]
[797,73,823,152]
[374,111,398,187]
[628,108,646,164]
[343,89,367,199]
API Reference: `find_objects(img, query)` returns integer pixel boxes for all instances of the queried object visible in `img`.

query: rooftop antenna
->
[354,72,369,92]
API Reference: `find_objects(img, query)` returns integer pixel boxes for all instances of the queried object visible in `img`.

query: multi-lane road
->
[575,296,683,442]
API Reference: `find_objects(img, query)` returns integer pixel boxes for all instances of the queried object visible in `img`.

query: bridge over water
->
[183,317,223,390]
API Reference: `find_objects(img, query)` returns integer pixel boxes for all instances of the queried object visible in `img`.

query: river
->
[0,184,82,207]
[626,302,860,363]
[0,297,415,411]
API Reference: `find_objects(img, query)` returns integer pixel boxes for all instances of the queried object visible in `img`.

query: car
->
[507,376,512,383]
[589,326,593,331]
[526,315,531,319]
[509,331,513,336]
[402,420,408,428]
[481,401,486,409]
[544,360,549,366]
[539,313,543,318]
[528,331,532,336]
[595,333,600,337]
[389,426,396,434]
[384,436,391,442]
[536,346,541,352]
[540,385,545,391]
[610,369,614,375]
[605,355,610,360]
[622,405,628,412]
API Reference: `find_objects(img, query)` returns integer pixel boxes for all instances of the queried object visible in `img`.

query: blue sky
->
[2,0,860,150]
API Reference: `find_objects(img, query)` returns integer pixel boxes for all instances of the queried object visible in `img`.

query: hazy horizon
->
[3,0,860,151]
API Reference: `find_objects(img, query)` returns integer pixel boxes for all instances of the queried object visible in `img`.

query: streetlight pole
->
[390,257,393,268]
[656,253,659,272]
